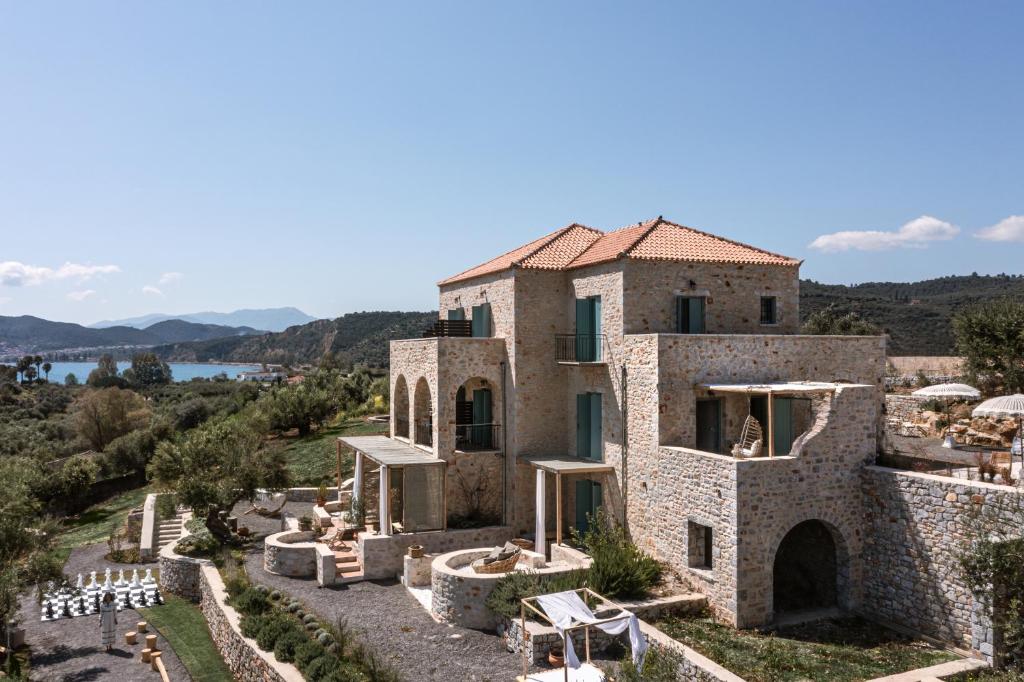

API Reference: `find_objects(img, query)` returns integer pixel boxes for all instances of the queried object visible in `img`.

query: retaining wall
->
[359,525,513,579]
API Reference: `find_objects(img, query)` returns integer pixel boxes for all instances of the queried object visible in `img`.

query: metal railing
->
[455,423,501,451]
[422,320,472,338]
[415,418,433,447]
[554,334,606,363]
[394,416,410,439]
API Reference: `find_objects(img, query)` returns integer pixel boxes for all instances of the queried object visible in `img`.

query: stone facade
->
[263,530,318,577]
[358,525,513,580]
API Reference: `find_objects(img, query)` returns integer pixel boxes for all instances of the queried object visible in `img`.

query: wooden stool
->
[125,631,137,646]
[141,648,152,663]
[137,621,148,633]
[145,634,158,651]
[150,651,162,671]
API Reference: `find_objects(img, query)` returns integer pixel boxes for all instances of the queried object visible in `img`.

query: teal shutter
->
[592,482,602,516]
[675,296,687,333]
[689,297,705,333]
[472,388,492,448]
[575,298,592,361]
[588,393,602,460]
[773,397,794,455]
[471,303,491,337]
[575,480,592,533]
[447,308,464,321]
[576,393,589,458]
[591,297,602,361]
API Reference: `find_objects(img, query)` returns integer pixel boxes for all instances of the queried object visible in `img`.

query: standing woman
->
[99,591,117,652]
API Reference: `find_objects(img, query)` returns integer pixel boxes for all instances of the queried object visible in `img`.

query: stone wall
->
[358,525,513,579]
[263,530,318,578]
[861,466,1024,659]
[284,487,339,503]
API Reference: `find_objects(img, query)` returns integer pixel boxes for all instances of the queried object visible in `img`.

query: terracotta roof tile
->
[439,217,799,285]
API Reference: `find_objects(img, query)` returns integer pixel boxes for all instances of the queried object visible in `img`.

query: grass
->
[656,614,958,682]
[51,486,152,565]
[140,594,233,682]
[277,416,388,486]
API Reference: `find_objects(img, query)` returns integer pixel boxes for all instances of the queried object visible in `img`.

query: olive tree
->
[954,298,1024,394]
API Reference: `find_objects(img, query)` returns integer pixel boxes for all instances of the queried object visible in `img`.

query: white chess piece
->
[115,569,126,587]
[143,568,154,585]
[88,571,98,590]
[76,573,84,590]
[130,569,141,589]
[103,568,112,590]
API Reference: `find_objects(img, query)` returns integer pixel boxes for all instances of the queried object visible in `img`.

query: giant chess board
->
[41,568,164,621]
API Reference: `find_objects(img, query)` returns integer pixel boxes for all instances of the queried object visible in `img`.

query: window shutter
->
[471,303,491,337]
[589,393,602,460]
[447,308,464,321]
[689,297,706,333]
[576,393,589,458]
[675,296,687,333]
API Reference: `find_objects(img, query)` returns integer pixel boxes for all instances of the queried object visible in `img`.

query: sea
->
[40,361,261,385]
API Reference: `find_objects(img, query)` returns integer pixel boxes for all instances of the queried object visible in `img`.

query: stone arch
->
[451,376,500,451]
[392,374,409,439]
[771,518,850,616]
[413,377,433,447]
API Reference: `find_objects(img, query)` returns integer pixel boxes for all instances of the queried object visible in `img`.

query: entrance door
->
[696,399,723,453]
[471,388,492,448]
[575,296,602,361]
[574,480,602,535]
[576,393,602,460]
[750,396,799,455]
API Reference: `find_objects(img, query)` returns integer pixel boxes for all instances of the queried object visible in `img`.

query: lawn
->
[140,594,233,682]
[52,486,152,565]
[656,614,958,682]
[278,416,388,486]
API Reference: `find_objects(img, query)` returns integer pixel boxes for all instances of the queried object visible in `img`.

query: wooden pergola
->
[526,456,614,555]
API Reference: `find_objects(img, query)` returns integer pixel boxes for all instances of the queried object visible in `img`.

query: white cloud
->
[142,285,164,296]
[0,261,120,286]
[809,215,960,253]
[975,215,1024,242]
[0,296,10,305]
[159,271,184,285]
[67,289,97,301]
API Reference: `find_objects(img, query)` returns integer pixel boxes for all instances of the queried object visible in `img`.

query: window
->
[675,296,706,334]
[471,303,491,337]
[447,308,465,321]
[575,296,602,361]
[760,296,777,325]
[576,392,602,460]
[688,521,713,570]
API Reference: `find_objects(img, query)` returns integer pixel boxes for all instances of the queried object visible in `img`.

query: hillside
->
[91,306,316,332]
[800,273,1024,355]
[0,315,264,357]
[154,311,438,367]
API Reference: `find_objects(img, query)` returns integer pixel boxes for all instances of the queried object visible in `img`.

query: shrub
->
[485,570,542,620]
[232,587,271,617]
[256,614,295,651]
[294,640,326,668]
[240,613,270,639]
[270,590,281,601]
[608,645,683,682]
[303,655,340,682]
[574,508,662,599]
[273,630,307,663]
[321,662,368,682]
[317,631,333,646]
[303,613,319,625]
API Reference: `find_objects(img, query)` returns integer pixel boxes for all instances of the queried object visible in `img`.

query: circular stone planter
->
[430,549,507,630]
[263,530,318,578]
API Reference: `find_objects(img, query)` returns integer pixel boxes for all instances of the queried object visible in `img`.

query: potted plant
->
[348,496,367,529]
[408,544,425,559]
[548,643,564,667]
[316,483,329,507]
[298,514,314,532]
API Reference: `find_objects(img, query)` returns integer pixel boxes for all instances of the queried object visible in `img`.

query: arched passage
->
[413,377,433,447]
[773,520,839,614]
[454,376,498,451]
[393,375,409,439]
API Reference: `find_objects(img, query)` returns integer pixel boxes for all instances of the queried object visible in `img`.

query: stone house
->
[348,216,1010,660]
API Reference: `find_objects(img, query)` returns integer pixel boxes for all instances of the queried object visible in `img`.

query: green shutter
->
[447,308,464,321]
[675,296,687,333]
[472,388,492,448]
[575,298,592,361]
[471,303,491,337]
[575,480,592,533]
[589,393,602,460]
[591,297,602,361]
[689,297,705,333]
[773,397,794,455]
[576,393,589,458]
[592,482,602,515]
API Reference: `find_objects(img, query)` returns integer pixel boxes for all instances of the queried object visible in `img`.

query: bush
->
[321,662,368,682]
[294,640,326,668]
[273,630,307,663]
[256,614,297,651]
[240,613,270,639]
[303,655,341,682]
[575,509,662,599]
[608,645,683,682]
[485,570,542,620]
[232,587,271,617]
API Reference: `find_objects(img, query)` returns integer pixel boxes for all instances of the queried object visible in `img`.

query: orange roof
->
[439,217,799,285]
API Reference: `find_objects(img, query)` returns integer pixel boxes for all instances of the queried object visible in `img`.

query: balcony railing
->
[422,320,472,338]
[555,334,606,363]
[415,417,433,447]
[454,423,501,452]
[394,416,409,440]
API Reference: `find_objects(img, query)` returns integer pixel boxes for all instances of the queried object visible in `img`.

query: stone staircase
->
[331,528,364,583]
[156,511,186,550]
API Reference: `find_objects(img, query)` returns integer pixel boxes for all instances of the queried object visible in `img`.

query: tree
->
[15,356,31,384]
[954,298,1024,394]
[64,372,79,387]
[58,454,100,509]
[33,355,42,382]
[259,373,341,436]
[23,365,37,384]
[74,387,151,451]
[42,362,52,381]
[149,412,287,539]
[87,354,125,388]
[801,304,883,336]
[122,353,173,387]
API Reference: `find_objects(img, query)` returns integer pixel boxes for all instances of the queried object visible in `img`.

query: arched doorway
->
[773,520,839,614]
[454,377,497,451]
[413,377,433,447]
[393,375,409,439]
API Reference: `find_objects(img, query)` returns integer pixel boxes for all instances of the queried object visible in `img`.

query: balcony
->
[422,320,472,338]
[415,417,433,448]
[454,423,501,452]
[555,334,607,364]
[395,416,410,440]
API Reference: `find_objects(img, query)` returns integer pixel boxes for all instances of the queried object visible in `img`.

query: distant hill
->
[0,315,264,356]
[91,307,316,332]
[154,311,438,367]
[800,273,1024,355]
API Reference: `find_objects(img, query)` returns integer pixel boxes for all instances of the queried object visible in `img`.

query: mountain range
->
[90,307,316,332]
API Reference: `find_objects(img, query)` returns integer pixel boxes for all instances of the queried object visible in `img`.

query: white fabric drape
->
[353,452,363,502]
[535,591,647,673]
[534,469,546,556]
[378,465,389,535]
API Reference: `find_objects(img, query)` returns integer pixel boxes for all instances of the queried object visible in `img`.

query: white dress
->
[99,602,117,647]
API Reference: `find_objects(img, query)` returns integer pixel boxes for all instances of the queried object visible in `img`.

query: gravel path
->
[19,543,189,682]
[243,548,523,682]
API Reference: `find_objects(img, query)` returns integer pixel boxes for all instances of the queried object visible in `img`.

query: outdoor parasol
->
[912,383,981,448]
[972,394,1024,464]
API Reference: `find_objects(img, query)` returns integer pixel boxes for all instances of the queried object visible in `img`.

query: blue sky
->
[1,1,1021,324]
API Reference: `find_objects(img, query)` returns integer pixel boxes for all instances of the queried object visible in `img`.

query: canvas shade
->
[912,383,981,399]
[972,394,1024,418]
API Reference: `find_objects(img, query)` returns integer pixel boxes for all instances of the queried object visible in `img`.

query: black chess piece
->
[79,596,86,614]
[123,591,131,608]
[62,598,72,618]
[45,600,55,619]
[139,590,147,606]
[94,593,101,612]
[153,590,163,605]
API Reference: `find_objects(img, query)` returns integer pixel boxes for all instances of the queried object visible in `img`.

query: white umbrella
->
[972,394,1024,459]
[912,383,981,447]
